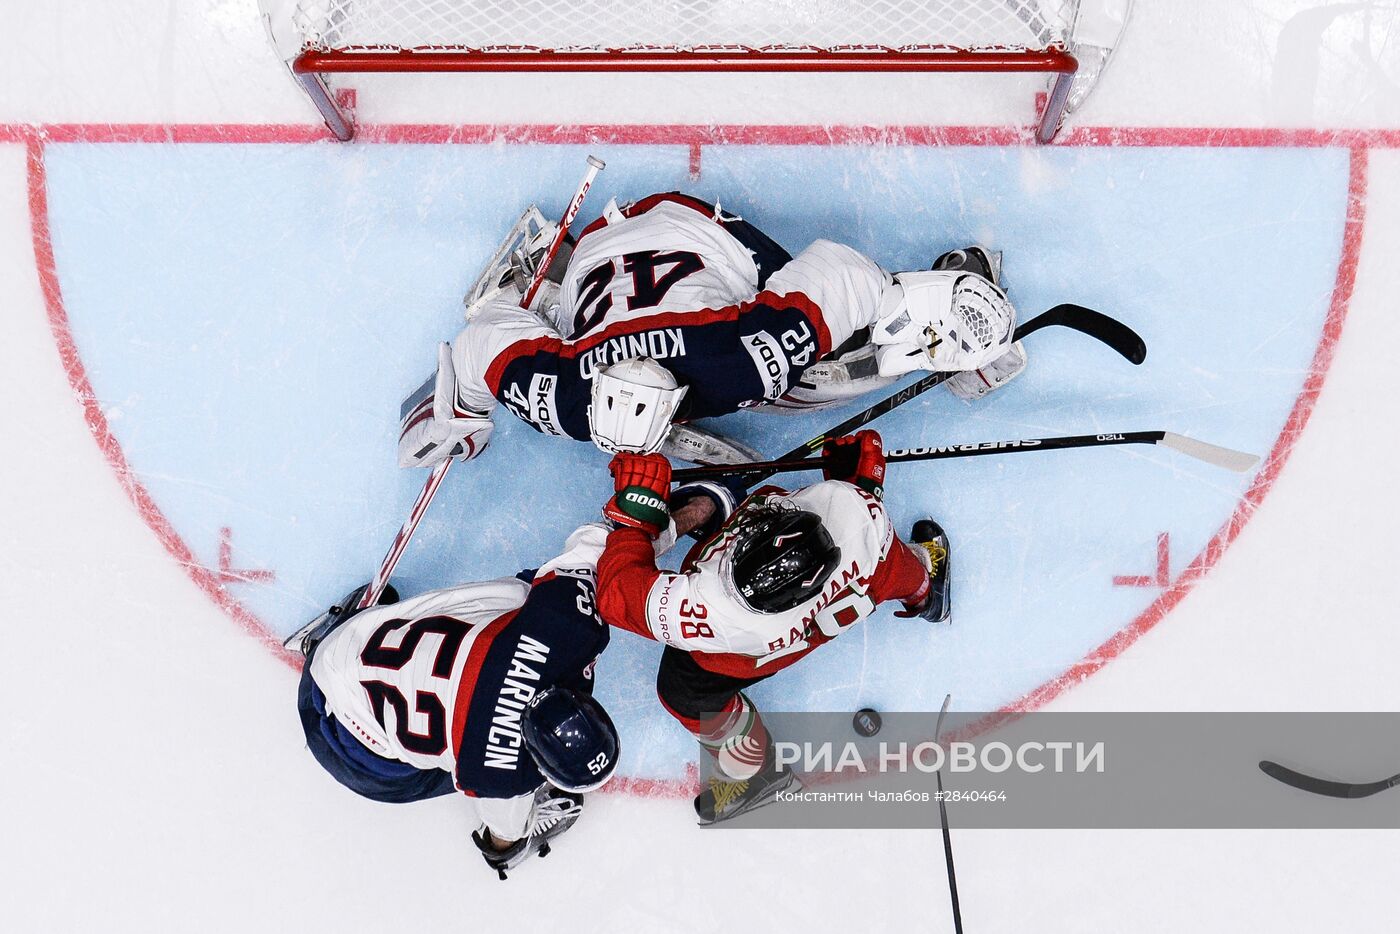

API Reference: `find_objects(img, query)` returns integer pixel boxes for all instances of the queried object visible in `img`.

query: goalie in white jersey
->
[593,429,951,823]
[399,192,1027,466]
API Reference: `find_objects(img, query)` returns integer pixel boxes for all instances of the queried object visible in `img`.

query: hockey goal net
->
[259,0,1130,142]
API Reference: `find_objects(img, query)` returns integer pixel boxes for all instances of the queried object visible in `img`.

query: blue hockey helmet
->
[522,687,619,793]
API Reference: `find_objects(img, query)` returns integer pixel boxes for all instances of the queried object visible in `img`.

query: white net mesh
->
[284,0,1083,54]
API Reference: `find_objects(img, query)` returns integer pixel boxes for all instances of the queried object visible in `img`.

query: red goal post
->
[259,0,1131,143]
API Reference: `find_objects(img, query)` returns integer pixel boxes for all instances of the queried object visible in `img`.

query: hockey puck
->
[853,708,882,737]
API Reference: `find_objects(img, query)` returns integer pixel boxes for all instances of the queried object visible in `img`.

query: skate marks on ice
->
[34,138,1358,785]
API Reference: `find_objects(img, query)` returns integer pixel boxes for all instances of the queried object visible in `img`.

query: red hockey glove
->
[604,453,673,538]
[821,430,886,499]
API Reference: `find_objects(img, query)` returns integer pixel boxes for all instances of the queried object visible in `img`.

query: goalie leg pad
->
[463,205,569,320]
[660,422,762,465]
[946,339,1028,401]
[932,245,1002,286]
[767,345,900,411]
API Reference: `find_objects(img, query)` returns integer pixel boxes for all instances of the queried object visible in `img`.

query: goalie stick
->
[673,303,1145,487]
[671,429,1259,482]
[1258,760,1400,799]
[355,155,606,611]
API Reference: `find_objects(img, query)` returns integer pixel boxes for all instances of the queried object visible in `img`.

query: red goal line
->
[3,122,1399,149]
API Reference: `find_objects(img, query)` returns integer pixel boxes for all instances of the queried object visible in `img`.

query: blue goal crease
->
[41,142,1351,780]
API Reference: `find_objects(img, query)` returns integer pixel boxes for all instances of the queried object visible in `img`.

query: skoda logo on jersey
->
[502,373,567,437]
[741,331,791,400]
[529,373,563,436]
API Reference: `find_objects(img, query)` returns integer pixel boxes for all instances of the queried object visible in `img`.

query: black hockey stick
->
[688,304,1144,486]
[673,429,1257,482]
[1259,761,1400,799]
[934,694,964,934]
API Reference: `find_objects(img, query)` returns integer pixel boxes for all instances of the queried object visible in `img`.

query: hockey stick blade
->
[1018,303,1147,365]
[1259,761,1400,799]
[1158,432,1259,473]
[934,693,953,744]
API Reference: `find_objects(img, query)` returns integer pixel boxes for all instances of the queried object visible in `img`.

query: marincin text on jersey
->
[578,328,686,380]
[482,633,552,771]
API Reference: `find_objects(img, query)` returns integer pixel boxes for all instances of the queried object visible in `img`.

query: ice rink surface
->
[3,1,1400,931]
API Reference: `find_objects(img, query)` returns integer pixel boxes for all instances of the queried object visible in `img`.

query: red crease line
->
[25,135,301,670]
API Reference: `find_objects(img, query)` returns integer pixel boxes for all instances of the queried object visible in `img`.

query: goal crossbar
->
[292,46,1079,143]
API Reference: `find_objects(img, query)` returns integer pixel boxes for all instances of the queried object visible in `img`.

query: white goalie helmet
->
[871,270,1016,377]
[588,357,689,455]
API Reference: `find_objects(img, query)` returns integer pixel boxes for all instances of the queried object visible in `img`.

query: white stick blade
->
[935,693,953,742]
[1159,432,1260,473]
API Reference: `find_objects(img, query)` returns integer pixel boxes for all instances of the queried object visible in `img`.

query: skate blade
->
[281,607,333,652]
[697,770,799,826]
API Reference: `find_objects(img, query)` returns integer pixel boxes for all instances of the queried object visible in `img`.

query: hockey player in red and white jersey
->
[398,191,1026,468]
[293,522,677,878]
[593,429,951,822]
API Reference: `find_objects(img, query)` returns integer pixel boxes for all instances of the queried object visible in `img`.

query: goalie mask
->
[871,269,1015,377]
[521,687,620,794]
[726,505,842,614]
[589,357,688,455]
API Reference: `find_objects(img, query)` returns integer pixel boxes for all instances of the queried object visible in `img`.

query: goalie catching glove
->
[946,339,1027,401]
[397,341,495,469]
[871,245,1026,398]
[871,269,1012,376]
